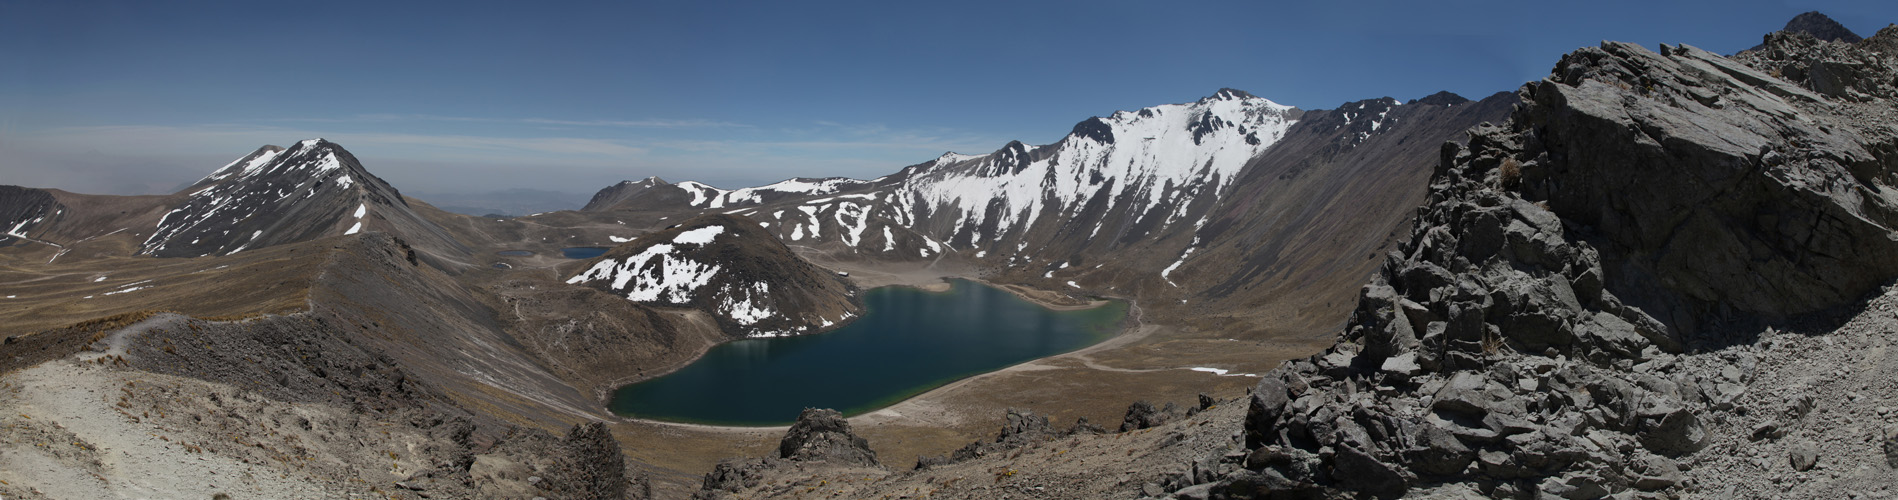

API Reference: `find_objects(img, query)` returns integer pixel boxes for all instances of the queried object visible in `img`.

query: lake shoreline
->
[605,277,1136,431]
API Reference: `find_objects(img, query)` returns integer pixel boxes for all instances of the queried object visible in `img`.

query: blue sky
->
[4,1,1895,197]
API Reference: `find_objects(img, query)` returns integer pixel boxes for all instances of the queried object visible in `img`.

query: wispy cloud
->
[522,118,750,128]
[6,117,1015,195]
[26,124,648,159]
[271,114,748,129]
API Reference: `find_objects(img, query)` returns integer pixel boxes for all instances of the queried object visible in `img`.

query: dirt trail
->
[0,360,334,499]
[79,312,186,362]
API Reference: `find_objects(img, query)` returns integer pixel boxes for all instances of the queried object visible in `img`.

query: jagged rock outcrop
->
[778,408,879,467]
[1738,24,1898,102]
[1746,11,1865,52]
[698,408,879,498]
[914,408,1114,469]
[1121,400,1184,432]
[1210,19,1898,500]
[548,422,633,499]
[566,214,860,337]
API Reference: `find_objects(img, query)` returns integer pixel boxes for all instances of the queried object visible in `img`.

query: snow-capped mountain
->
[567,214,859,337]
[588,88,1303,257]
[140,139,467,261]
[582,176,874,212]
[585,89,1514,327]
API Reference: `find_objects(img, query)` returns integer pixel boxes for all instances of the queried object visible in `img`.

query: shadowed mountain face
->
[0,186,62,250]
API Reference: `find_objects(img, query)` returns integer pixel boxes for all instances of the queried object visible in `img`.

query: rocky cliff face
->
[566,214,860,337]
[1217,22,1898,500]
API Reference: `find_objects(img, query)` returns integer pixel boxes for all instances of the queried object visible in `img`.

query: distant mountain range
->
[581,88,1512,332]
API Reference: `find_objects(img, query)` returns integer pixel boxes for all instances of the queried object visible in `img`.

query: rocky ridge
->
[688,19,1898,500]
[1203,22,1898,500]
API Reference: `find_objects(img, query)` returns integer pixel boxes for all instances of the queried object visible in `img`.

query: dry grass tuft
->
[1497,157,1523,190]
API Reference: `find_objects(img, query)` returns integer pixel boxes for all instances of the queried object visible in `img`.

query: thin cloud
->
[523,118,750,128]
[269,114,748,129]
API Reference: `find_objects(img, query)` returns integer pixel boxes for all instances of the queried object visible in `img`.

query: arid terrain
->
[4,11,1898,500]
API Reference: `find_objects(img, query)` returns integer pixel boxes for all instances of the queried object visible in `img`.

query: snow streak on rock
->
[140,139,369,256]
[567,225,729,303]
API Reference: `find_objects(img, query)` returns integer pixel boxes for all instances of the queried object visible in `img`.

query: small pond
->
[561,247,611,259]
[607,279,1127,426]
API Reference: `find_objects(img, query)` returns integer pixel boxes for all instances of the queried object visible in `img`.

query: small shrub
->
[1498,157,1523,189]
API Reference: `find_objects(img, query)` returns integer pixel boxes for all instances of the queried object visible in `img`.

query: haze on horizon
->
[4,0,1894,206]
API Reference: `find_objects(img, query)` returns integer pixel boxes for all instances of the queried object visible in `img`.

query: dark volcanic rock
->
[1227,19,1898,499]
[550,422,630,499]
[778,408,879,467]
[1120,400,1182,432]
[920,408,1064,469]
[699,458,771,495]
[1332,445,1405,499]
[1748,11,1864,53]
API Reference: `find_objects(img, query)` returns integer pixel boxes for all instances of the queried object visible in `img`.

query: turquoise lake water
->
[607,279,1127,426]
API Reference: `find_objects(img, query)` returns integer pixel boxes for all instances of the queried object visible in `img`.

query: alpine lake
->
[607,279,1128,426]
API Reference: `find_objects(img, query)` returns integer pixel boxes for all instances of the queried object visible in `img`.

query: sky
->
[4,1,1896,199]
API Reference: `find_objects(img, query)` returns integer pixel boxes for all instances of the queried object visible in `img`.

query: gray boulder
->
[778,408,878,467]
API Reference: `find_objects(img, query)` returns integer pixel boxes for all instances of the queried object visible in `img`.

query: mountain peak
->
[1783,11,1862,44]
[1746,11,1864,53]
[1415,91,1471,106]
[1210,88,1258,101]
[142,139,422,257]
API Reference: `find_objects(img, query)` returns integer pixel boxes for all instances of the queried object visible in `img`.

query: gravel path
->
[0,359,334,499]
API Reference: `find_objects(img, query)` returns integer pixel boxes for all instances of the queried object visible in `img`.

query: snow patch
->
[568,243,722,304]
[1161,247,1196,287]
[1189,367,1260,377]
[672,225,725,245]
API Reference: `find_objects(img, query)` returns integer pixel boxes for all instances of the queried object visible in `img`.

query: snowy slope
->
[566,214,859,337]
[585,89,1507,319]
[708,88,1301,259]
[140,139,466,261]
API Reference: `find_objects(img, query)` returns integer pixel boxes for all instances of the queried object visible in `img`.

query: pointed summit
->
[1747,11,1863,52]
[1782,11,1862,44]
[1210,88,1258,101]
[142,139,463,261]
